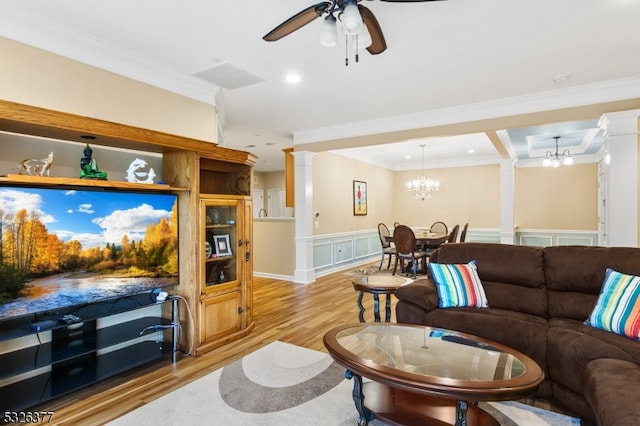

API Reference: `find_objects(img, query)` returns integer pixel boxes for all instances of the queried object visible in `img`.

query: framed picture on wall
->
[213,234,232,256]
[353,180,367,216]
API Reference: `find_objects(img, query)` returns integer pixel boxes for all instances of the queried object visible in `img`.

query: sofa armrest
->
[395,278,439,312]
[582,358,640,426]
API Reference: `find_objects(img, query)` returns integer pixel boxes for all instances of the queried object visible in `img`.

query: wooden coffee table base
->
[350,376,499,426]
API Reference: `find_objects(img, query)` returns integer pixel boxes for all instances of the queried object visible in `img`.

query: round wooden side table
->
[351,274,412,322]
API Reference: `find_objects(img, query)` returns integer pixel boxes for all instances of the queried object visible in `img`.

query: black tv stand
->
[0,292,179,412]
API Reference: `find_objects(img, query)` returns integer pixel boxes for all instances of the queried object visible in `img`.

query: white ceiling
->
[2,0,640,172]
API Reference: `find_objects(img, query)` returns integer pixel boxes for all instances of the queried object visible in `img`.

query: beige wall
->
[313,152,396,234]
[254,171,285,192]
[262,172,285,190]
[515,164,598,230]
[0,37,216,141]
[312,155,599,235]
[393,165,501,229]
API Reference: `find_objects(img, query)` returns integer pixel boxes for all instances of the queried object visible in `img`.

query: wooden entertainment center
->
[0,100,255,411]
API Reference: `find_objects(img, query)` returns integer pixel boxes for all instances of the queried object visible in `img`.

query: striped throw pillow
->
[585,268,640,340]
[428,261,488,308]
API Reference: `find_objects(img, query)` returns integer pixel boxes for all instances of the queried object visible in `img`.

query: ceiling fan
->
[263,0,446,63]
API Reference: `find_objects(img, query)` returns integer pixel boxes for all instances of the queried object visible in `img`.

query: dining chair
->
[423,221,449,260]
[429,221,448,235]
[459,223,469,242]
[377,223,396,270]
[392,225,427,278]
[447,224,460,243]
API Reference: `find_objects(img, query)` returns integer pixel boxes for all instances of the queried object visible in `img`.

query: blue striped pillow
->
[428,261,488,309]
[585,268,640,340]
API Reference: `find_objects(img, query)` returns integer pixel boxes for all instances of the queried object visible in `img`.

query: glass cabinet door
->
[203,200,239,288]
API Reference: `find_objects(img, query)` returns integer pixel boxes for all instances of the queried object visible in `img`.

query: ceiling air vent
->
[192,60,263,90]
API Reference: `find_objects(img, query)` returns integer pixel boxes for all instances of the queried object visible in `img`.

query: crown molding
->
[0,4,218,105]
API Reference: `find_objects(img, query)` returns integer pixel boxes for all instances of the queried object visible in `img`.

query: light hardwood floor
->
[38,267,385,425]
[36,265,569,425]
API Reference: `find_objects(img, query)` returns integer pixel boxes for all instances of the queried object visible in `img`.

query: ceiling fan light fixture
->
[341,2,364,35]
[356,24,372,48]
[319,14,338,47]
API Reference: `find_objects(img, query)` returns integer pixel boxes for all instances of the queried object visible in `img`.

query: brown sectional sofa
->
[394,242,640,426]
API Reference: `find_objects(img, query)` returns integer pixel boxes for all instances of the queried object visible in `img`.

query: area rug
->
[108,341,581,426]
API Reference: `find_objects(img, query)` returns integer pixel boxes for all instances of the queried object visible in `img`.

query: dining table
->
[384,231,448,249]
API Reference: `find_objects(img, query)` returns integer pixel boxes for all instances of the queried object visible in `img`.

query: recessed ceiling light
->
[405,155,412,159]
[245,144,256,148]
[285,73,301,84]
[266,142,275,146]
[467,149,475,154]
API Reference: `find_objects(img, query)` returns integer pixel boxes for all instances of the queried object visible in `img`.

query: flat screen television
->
[0,185,178,323]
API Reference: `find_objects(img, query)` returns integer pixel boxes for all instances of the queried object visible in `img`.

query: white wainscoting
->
[313,228,599,276]
[515,229,598,247]
[314,230,380,276]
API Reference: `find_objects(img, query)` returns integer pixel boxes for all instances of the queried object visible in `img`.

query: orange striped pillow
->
[428,261,488,309]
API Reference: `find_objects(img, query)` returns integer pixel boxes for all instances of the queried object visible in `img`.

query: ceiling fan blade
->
[263,2,332,42]
[359,5,387,55]
[378,0,446,2]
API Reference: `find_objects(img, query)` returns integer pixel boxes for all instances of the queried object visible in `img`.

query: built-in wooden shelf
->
[0,174,188,191]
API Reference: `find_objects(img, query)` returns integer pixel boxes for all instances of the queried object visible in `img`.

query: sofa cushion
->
[547,318,640,396]
[429,243,547,317]
[396,300,430,324]
[431,243,545,288]
[585,268,640,340]
[428,261,488,308]
[394,278,439,312]
[545,245,640,320]
[582,359,640,426]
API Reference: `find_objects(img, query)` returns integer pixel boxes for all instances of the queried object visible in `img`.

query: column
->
[292,151,316,284]
[500,159,516,244]
[599,110,640,247]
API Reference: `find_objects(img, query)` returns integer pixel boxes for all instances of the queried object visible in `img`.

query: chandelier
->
[543,136,574,167]
[407,144,440,201]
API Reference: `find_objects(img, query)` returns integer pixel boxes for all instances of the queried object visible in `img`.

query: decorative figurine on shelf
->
[16,152,54,176]
[125,158,156,184]
[217,266,226,283]
[80,144,108,180]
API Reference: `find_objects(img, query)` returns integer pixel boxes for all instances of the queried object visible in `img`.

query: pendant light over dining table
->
[542,136,574,167]
[407,144,440,201]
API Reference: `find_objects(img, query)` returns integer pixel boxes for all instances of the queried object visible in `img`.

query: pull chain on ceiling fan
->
[263,0,446,65]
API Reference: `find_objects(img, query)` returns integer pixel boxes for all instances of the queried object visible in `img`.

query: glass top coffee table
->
[323,323,544,426]
[351,275,412,322]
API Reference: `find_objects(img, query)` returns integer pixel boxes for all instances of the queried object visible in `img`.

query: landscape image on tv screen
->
[0,186,178,321]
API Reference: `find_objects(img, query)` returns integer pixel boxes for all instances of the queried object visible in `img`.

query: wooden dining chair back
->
[459,223,469,242]
[392,225,427,278]
[377,223,396,270]
[430,221,448,235]
[448,224,460,243]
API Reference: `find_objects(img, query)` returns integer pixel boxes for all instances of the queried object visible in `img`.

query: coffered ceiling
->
[2,0,640,172]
